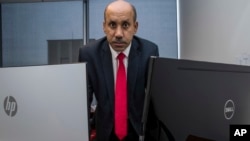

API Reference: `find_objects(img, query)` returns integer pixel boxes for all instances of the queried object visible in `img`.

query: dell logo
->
[224,99,235,120]
[4,96,18,117]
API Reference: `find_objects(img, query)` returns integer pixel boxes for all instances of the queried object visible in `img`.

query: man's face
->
[103,5,138,52]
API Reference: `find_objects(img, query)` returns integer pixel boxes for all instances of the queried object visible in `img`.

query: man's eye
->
[123,23,130,28]
[109,23,116,28]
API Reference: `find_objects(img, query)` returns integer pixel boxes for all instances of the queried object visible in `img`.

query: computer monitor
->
[0,63,89,141]
[143,57,250,141]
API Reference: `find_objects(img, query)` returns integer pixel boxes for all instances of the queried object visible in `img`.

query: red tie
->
[115,53,127,140]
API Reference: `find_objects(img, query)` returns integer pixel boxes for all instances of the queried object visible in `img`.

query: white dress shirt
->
[109,43,131,83]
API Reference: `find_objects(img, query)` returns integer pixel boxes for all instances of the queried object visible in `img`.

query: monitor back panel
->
[0,63,89,141]
[149,58,250,141]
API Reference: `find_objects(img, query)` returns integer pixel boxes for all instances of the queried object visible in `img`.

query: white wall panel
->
[179,0,250,65]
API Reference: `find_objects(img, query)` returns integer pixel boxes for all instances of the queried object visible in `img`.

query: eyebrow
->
[109,18,131,23]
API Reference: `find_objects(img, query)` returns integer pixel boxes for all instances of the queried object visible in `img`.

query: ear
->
[103,21,107,34]
[134,21,138,34]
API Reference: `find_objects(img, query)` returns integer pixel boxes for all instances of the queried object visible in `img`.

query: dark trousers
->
[109,120,139,141]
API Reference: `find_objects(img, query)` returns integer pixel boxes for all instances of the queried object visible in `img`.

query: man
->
[79,1,159,141]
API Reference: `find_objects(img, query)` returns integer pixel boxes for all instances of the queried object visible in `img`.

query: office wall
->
[2,0,178,67]
[89,0,178,58]
[2,1,83,67]
[179,0,250,65]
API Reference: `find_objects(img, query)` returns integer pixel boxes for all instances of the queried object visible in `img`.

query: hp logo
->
[4,96,18,117]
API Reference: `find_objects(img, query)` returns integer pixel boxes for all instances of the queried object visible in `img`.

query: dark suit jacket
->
[79,36,159,141]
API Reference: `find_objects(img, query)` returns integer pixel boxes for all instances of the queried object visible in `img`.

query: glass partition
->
[1,1,83,67]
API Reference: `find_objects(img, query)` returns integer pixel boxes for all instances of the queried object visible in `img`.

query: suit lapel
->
[101,42,115,108]
[127,39,140,101]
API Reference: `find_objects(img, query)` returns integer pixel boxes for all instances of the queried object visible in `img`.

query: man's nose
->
[114,26,123,38]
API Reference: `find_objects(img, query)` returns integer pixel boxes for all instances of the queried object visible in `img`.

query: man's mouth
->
[113,42,126,47]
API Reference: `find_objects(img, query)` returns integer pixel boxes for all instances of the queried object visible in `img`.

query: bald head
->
[102,0,138,52]
[104,0,137,22]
